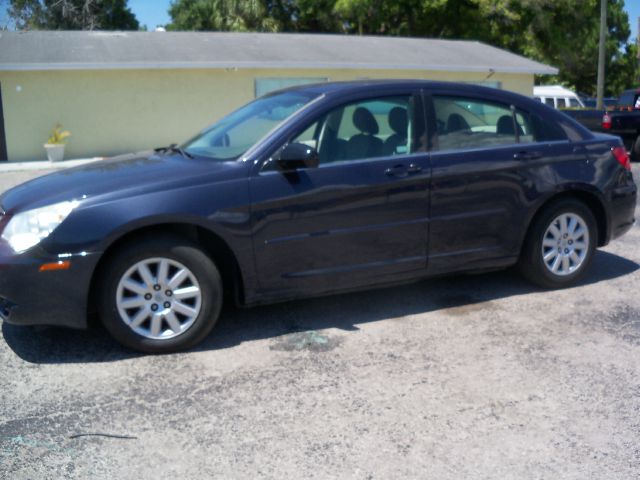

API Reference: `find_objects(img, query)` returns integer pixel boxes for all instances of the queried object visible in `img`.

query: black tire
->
[97,235,222,353]
[519,199,597,289]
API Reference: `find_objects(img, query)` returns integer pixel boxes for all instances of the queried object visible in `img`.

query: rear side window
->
[531,114,567,142]
[433,96,534,151]
[544,98,555,108]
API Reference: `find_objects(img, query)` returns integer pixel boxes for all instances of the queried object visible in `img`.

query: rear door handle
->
[407,163,422,174]
[385,163,422,177]
[513,151,542,160]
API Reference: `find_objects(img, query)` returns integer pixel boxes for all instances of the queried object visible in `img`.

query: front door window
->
[287,95,422,166]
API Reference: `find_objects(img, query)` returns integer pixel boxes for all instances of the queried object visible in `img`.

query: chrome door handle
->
[407,163,422,174]
[513,151,542,160]
[385,164,406,176]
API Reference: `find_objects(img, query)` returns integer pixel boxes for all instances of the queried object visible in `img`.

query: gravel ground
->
[1,166,640,479]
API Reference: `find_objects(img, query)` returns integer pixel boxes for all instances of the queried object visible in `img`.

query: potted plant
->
[44,124,71,162]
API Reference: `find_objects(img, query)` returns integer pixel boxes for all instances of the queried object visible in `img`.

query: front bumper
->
[0,241,101,329]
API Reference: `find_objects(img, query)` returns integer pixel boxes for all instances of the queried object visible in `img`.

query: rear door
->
[249,92,430,298]
[425,92,580,274]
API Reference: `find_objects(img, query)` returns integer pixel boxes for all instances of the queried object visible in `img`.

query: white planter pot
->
[44,144,65,162]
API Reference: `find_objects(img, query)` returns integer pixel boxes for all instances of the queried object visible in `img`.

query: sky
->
[628,0,640,41]
[129,0,171,30]
[1,1,640,38]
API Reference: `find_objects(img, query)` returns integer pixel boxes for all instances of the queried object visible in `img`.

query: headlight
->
[1,200,79,253]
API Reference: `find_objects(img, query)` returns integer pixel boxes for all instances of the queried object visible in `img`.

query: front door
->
[249,93,430,299]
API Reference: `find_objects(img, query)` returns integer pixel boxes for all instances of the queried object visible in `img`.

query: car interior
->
[291,97,415,164]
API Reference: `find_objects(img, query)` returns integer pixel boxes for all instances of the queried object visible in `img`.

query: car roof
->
[275,79,521,100]
[277,79,549,114]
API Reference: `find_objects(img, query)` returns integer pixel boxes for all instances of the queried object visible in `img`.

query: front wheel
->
[97,235,223,353]
[519,199,597,289]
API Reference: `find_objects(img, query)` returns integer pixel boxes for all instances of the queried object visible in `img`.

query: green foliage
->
[46,124,71,145]
[516,0,638,96]
[9,0,139,30]
[167,0,279,32]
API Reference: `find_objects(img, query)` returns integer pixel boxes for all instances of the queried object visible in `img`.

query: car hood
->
[0,151,245,213]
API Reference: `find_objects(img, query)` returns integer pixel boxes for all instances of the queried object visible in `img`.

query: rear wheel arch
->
[521,189,608,256]
[518,197,598,288]
[88,223,245,323]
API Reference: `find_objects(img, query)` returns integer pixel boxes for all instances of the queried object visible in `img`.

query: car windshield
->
[182,91,318,160]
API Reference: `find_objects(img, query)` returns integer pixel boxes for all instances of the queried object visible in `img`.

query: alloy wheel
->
[541,212,590,277]
[116,257,202,340]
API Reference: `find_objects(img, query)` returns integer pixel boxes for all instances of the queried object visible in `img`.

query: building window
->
[255,77,328,98]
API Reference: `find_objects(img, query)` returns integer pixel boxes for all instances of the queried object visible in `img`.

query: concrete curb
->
[0,158,103,173]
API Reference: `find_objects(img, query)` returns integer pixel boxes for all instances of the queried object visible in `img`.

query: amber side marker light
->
[39,261,71,272]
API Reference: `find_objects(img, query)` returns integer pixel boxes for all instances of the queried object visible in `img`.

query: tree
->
[8,0,139,30]
[168,0,279,32]
[515,0,637,96]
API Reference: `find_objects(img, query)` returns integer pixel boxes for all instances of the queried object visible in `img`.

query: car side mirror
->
[276,143,319,171]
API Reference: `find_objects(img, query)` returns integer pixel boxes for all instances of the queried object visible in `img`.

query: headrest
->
[388,107,408,136]
[447,113,470,132]
[496,115,514,135]
[353,107,379,135]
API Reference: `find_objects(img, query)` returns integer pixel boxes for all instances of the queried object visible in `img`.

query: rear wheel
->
[98,235,222,353]
[519,199,597,288]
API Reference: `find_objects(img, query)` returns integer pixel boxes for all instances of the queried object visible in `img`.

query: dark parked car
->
[0,80,636,353]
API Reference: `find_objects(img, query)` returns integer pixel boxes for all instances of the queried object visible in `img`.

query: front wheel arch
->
[95,233,223,352]
[87,223,244,327]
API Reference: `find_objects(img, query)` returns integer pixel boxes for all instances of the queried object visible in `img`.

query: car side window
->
[289,95,419,165]
[514,110,535,144]
[433,96,530,151]
[530,114,567,142]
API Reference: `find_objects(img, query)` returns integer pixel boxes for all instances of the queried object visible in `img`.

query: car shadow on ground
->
[2,250,638,364]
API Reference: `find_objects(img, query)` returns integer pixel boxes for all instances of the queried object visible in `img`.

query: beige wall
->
[0,68,533,161]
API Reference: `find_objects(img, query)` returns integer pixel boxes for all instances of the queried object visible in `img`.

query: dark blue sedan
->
[0,80,636,352]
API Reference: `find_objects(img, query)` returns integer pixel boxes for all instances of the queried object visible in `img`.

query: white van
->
[533,85,584,109]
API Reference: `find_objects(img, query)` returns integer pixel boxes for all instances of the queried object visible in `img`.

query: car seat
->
[346,107,384,160]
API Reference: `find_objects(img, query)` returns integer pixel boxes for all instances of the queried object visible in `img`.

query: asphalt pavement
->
[1,165,640,479]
